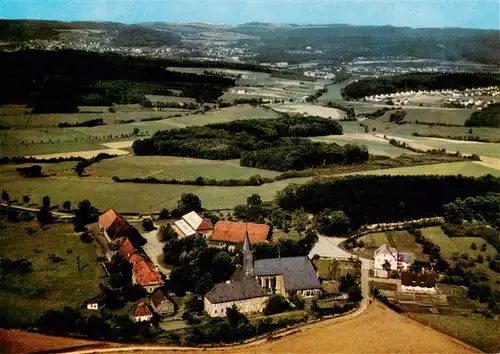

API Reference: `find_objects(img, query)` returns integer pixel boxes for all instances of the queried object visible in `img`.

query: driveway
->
[141,223,171,276]
[309,234,373,299]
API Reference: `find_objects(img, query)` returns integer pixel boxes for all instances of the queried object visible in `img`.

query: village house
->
[149,289,175,316]
[204,276,269,317]
[210,221,271,247]
[129,253,164,293]
[401,272,437,293]
[84,293,107,311]
[98,209,146,248]
[131,301,154,323]
[373,244,414,278]
[172,211,213,238]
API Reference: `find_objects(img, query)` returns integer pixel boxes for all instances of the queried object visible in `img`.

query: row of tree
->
[341,73,500,100]
[275,175,500,230]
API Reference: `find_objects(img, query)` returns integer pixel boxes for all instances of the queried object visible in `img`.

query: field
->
[421,226,497,259]
[376,107,474,126]
[1,105,280,156]
[310,133,415,157]
[0,302,479,353]
[270,103,344,119]
[355,226,496,262]
[407,313,500,353]
[0,221,103,327]
[86,155,281,180]
[0,329,108,354]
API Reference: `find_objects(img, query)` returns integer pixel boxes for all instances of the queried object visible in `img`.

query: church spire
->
[242,230,254,276]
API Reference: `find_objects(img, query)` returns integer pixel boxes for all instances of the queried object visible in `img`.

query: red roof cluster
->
[130,253,164,287]
[99,209,130,239]
[211,221,270,244]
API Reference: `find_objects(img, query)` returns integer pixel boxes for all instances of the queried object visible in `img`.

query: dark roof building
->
[401,272,437,289]
[254,256,321,292]
[205,276,267,304]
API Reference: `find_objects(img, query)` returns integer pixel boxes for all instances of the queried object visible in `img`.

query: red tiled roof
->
[196,218,213,231]
[133,302,152,318]
[99,209,130,239]
[211,221,270,244]
[150,289,167,307]
[131,254,164,287]
[119,239,135,260]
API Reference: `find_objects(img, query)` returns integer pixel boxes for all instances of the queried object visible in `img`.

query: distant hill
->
[1,20,498,65]
[0,20,181,46]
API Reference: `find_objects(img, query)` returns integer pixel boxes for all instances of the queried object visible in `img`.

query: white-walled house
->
[374,244,414,277]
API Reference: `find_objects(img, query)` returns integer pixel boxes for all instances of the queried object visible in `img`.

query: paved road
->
[0,203,74,219]
[140,223,171,276]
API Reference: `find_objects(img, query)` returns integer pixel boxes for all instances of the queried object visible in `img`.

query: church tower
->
[242,230,254,276]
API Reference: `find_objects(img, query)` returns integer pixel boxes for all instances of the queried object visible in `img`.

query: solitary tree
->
[314,209,350,236]
[247,193,262,207]
[73,199,99,232]
[23,195,30,204]
[37,196,53,224]
[2,190,9,203]
[63,201,72,212]
[382,260,392,278]
[177,193,202,214]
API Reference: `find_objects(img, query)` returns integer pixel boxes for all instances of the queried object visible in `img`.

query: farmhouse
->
[130,253,164,293]
[131,301,154,323]
[84,293,107,311]
[401,272,437,293]
[210,221,271,247]
[98,209,146,247]
[204,276,269,317]
[150,289,175,316]
[373,244,414,277]
[173,211,213,238]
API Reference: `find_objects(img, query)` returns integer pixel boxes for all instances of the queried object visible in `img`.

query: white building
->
[173,211,213,238]
[374,244,414,277]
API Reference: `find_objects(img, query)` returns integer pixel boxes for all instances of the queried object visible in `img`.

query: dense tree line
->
[132,115,343,163]
[275,175,500,229]
[15,165,43,177]
[0,50,236,108]
[0,155,84,165]
[389,110,407,124]
[465,103,500,128]
[240,139,368,171]
[74,153,118,177]
[58,118,105,128]
[341,73,500,100]
[324,102,355,120]
[362,107,391,119]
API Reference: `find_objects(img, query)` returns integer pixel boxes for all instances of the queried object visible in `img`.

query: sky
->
[1,0,499,30]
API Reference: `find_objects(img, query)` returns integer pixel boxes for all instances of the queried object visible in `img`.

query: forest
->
[240,139,368,171]
[341,73,500,100]
[131,115,366,170]
[275,174,500,229]
[465,103,500,127]
[0,50,236,108]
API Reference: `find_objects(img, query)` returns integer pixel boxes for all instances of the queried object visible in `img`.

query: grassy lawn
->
[345,161,500,177]
[86,155,280,180]
[273,228,302,242]
[421,226,497,259]
[313,258,333,279]
[0,220,103,327]
[310,134,413,158]
[0,175,313,213]
[378,108,473,126]
[407,313,500,353]
[358,230,425,258]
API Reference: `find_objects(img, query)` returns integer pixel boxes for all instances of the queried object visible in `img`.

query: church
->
[204,231,322,317]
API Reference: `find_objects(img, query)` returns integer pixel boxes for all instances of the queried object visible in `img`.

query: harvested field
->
[101,140,136,149]
[0,329,110,354]
[86,155,280,180]
[271,104,343,119]
[26,148,130,159]
[34,302,478,353]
